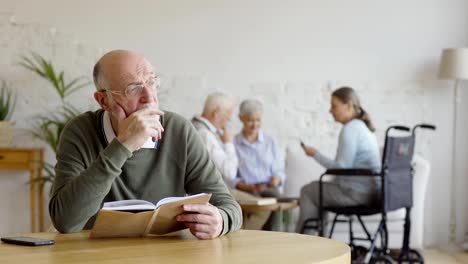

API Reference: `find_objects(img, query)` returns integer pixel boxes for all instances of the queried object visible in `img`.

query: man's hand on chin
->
[115,103,165,152]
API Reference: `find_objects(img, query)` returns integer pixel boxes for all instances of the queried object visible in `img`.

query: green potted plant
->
[0,80,17,147]
[19,52,90,187]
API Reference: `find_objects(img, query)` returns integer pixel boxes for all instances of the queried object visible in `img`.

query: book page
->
[155,193,209,208]
[102,199,156,211]
[149,193,212,235]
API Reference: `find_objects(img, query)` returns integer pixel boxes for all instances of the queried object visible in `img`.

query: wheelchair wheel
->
[370,255,394,264]
[351,245,368,261]
[409,249,424,263]
[397,249,424,263]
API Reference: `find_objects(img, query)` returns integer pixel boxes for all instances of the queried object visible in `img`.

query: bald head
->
[93,50,154,91]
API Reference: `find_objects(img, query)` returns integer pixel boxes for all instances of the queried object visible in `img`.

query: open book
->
[90,193,212,238]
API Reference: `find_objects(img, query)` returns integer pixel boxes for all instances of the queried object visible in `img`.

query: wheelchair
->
[301,124,435,264]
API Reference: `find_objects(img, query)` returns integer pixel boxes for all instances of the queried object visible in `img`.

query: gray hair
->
[92,61,108,91]
[332,86,375,132]
[202,92,235,114]
[239,99,263,116]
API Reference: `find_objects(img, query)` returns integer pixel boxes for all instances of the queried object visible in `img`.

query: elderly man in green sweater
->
[49,50,242,239]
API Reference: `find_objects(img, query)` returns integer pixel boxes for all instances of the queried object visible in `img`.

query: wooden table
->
[0,148,44,232]
[240,201,299,231]
[0,230,350,263]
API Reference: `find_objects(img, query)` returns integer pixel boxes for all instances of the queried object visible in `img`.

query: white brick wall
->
[0,0,466,247]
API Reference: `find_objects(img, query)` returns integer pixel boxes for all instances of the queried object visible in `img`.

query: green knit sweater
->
[49,109,242,235]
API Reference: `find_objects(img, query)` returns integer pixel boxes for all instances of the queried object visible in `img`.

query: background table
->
[0,230,350,264]
[0,148,44,232]
[240,201,299,231]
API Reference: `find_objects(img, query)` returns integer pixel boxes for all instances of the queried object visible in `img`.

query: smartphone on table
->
[1,236,55,246]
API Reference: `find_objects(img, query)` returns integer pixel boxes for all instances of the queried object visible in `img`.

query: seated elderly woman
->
[234,99,285,230]
[296,86,381,234]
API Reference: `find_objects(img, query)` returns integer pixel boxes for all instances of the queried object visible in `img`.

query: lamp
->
[438,48,468,247]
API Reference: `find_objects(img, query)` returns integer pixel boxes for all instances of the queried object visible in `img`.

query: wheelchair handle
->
[392,125,411,131]
[385,125,410,136]
[412,123,436,136]
[414,124,436,130]
[385,125,410,138]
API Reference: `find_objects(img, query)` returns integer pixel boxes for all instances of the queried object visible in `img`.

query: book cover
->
[90,193,212,238]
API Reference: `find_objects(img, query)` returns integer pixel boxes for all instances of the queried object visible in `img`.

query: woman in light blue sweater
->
[296,87,381,233]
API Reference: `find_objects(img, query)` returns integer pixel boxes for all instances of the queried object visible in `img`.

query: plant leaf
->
[0,80,16,121]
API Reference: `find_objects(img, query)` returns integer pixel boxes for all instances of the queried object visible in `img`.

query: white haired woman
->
[234,99,285,230]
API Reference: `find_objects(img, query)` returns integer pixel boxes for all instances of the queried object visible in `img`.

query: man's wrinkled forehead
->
[118,59,154,83]
[101,53,154,85]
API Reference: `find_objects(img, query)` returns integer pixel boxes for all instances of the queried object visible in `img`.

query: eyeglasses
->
[99,77,160,99]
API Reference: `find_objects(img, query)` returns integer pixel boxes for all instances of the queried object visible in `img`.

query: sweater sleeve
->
[183,122,242,235]
[313,123,358,169]
[49,121,132,233]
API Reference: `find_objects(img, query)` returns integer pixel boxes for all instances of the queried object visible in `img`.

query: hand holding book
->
[176,203,223,240]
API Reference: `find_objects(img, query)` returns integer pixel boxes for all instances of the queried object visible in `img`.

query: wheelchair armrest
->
[319,169,380,182]
[324,168,380,176]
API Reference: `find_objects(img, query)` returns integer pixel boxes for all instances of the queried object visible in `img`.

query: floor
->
[423,249,468,264]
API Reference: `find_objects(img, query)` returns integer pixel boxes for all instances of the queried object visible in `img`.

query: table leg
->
[274,210,284,232]
[38,150,44,231]
[29,169,36,233]
[242,211,247,229]
[38,169,44,232]
[283,209,289,232]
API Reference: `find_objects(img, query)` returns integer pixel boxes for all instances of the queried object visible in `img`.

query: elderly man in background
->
[49,50,242,239]
[192,93,270,230]
[234,99,285,230]
[191,93,238,188]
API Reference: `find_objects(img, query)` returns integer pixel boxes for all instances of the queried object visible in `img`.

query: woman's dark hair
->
[331,86,375,132]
